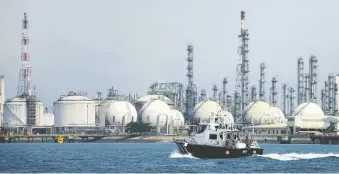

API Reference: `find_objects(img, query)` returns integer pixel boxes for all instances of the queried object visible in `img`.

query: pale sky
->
[1,0,338,110]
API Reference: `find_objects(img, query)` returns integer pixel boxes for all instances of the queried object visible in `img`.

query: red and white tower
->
[17,13,32,97]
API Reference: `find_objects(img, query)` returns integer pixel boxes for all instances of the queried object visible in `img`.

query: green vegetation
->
[126,122,153,133]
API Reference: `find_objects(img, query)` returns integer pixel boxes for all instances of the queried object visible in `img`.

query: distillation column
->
[303,74,310,102]
[259,63,266,101]
[212,85,218,102]
[321,89,326,113]
[324,81,329,115]
[271,77,278,106]
[185,44,198,121]
[328,75,335,115]
[251,85,257,101]
[289,87,295,116]
[222,77,227,110]
[199,89,207,102]
[309,55,318,102]
[297,57,304,105]
[234,11,250,124]
[282,84,288,116]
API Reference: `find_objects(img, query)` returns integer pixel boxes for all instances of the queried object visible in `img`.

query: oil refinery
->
[1,11,339,140]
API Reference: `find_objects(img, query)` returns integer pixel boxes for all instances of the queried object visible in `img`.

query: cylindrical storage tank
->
[94,100,101,126]
[169,109,185,127]
[98,100,137,126]
[35,102,44,126]
[193,100,222,121]
[140,99,171,127]
[53,95,96,127]
[3,97,27,126]
[135,95,174,113]
[244,100,271,124]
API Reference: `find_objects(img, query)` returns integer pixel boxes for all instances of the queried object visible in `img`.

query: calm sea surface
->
[0,143,338,173]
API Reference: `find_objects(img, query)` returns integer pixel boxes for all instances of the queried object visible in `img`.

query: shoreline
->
[0,135,313,144]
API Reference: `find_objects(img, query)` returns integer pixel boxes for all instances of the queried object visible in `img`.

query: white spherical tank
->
[98,100,137,125]
[293,102,324,118]
[193,100,222,121]
[225,110,235,125]
[54,95,96,127]
[140,99,171,127]
[3,97,27,126]
[269,107,286,123]
[169,109,185,127]
[244,100,271,124]
[135,95,174,113]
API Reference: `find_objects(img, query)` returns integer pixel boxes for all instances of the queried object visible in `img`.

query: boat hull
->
[174,140,263,158]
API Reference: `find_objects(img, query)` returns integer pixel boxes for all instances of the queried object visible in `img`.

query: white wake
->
[259,153,339,161]
[169,151,198,159]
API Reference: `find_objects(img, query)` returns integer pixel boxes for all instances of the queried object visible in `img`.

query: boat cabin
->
[187,118,255,148]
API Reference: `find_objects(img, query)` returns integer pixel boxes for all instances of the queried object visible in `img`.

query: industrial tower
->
[309,55,318,102]
[17,13,32,98]
[324,81,329,114]
[297,57,304,105]
[222,77,227,110]
[251,85,256,101]
[199,89,207,101]
[271,77,278,106]
[289,87,295,116]
[259,63,266,101]
[326,74,337,115]
[185,44,198,122]
[282,84,288,116]
[212,85,218,102]
[303,73,310,101]
[235,11,250,124]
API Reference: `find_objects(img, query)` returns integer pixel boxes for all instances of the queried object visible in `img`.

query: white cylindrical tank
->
[98,100,137,126]
[193,100,222,121]
[135,95,174,113]
[54,95,96,127]
[169,109,185,127]
[244,100,271,124]
[3,97,27,126]
[35,102,44,126]
[140,99,171,127]
[94,100,101,126]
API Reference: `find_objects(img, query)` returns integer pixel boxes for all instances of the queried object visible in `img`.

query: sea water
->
[0,143,338,173]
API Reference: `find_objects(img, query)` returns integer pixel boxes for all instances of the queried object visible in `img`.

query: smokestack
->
[241,11,246,33]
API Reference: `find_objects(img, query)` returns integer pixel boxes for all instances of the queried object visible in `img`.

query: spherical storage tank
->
[293,102,324,118]
[3,97,27,126]
[98,100,137,126]
[244,100,271,124]
[54,95,96,127]
[193,100,222,121]
[169,109,185,127]
[140,99,171,127]
[135,95,174,113]
[269,107,286,123]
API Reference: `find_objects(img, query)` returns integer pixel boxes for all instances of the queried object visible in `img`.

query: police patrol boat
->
[174,115,264,158]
